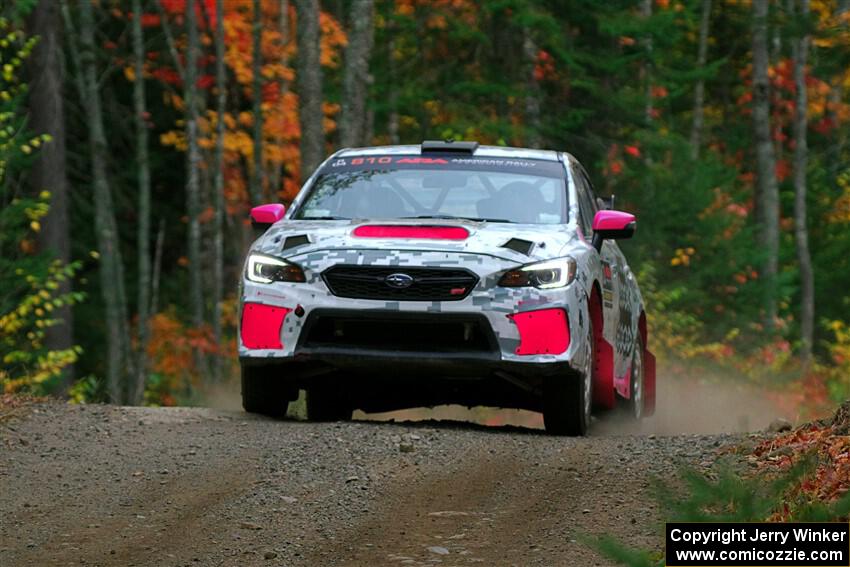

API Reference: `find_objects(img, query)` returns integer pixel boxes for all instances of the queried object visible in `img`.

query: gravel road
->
[0,397,764,567]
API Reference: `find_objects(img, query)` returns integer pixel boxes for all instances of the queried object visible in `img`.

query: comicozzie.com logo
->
[665,522,849,567]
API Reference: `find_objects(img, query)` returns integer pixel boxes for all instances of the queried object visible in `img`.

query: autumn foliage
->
[750,402,850,520]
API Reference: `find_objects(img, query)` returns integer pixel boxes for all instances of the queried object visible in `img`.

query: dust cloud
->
[198,381,244,412]
[196,371,796,436]
[356,373,796,436]
[594,373,794,436]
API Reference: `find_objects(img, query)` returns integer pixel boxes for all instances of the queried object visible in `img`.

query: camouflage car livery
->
[238,142,655,435]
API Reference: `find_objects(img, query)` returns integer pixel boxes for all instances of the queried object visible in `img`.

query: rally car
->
[238,140,655,435]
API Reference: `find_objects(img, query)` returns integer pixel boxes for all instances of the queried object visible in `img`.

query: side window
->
[572,164,597,236]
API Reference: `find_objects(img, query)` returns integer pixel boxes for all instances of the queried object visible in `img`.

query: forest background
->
[2,0,850,416]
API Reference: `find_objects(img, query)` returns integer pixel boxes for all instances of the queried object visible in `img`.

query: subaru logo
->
[385,273,414,289]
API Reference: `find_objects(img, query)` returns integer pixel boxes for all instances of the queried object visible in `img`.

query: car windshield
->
[294,156,567,225]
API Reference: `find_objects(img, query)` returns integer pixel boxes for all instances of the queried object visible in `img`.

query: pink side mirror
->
[250,203,286,230]
[591,210,636,251]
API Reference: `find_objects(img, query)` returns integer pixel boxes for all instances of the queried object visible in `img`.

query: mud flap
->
[643,349,656,416]
[592,337,615,410]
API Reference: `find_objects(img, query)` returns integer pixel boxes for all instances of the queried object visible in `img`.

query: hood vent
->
[282,234,310,250]
[501,238,534,255]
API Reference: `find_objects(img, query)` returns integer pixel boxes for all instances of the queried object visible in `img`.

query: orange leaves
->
[319,12,347,67]
[533,50,556,82]
[751,418,850,512]
[146,311,218,404]
[775,159,791,182]
[153,0,350,211]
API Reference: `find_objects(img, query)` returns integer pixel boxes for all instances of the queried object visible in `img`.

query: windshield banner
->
[320,155,566,178]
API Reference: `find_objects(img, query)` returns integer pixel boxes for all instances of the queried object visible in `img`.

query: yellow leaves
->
[163,92,184,111]
[827,170,850,224]
[124,65,136,82]
[160,130,187,151]
[1,247,84,394]
[670,247,695,267]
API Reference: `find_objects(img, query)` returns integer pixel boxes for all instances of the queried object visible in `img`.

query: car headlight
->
[246,253,306,284]
[498,257,577,289]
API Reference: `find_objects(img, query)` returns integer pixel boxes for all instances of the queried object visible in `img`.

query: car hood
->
[253,219,580,264]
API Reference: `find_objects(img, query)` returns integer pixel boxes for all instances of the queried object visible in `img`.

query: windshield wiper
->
[299,215,351,221]
[402,215,512,223]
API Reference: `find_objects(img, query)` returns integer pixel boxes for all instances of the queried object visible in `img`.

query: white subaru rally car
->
[239,141,655,435]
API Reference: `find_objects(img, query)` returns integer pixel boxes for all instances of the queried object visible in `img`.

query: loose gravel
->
[0,401,757,566]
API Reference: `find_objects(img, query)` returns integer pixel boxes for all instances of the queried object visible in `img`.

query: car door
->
[572,164,634,387]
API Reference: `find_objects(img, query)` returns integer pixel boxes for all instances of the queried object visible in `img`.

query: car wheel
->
[543,317,593,436]
[306,385,352,422]
[241,364,295,418]
[628,335,645,420]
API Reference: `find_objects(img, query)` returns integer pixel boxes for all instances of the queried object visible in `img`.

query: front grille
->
[322,265,479,301]
[300,311,496,353]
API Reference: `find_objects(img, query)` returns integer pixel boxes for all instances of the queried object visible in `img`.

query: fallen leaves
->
[749,401,850,518]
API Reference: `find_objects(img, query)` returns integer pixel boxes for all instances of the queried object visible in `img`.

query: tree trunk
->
[295,0,324,180]
[641,0,653,126]
[268,0,290,195]
[251,0,264,205]
[186,0,204,333]
[791,0,814,365]
[522,29,542,149]
[387,35,399,145]
[752,0,780,330]
[690,0,712,159]
[212,0,226,382]
[26,0,74,389]
[74,0,134,403]
[340,0,374,148]
[129,0,152,405]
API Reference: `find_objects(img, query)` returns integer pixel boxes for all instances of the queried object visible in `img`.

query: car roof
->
[335,143,563,163]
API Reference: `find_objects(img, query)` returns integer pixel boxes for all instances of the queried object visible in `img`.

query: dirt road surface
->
[0,379,782,567]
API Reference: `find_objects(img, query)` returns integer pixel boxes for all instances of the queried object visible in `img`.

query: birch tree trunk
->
[690,0,712,159]
[251,0,264,205]
[212,0,226,383]
[186,0,204,333]
[752,0,780,329]
[791,0,814,365]
[295,0,324,180]
[268,0,290,195]
[522,29,542,149]
[387,35,399,145]
[26,0,74,388]
[75,0,134,402]
[340,0,374,148]
[130,0,152,404]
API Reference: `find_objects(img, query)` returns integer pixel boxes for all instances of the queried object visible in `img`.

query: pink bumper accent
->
[353,225,470,240]
[508,308,570,356]
[592,210,636,231]
[240,303,290,349]
[250,203,286,225]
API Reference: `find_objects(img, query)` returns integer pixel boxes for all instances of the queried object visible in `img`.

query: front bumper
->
[239,353,580,413]
[238,249,590,371]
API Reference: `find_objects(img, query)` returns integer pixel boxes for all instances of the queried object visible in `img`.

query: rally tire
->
[542,317,593,436]
[241,364,295,418]
[628,335,645,420]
